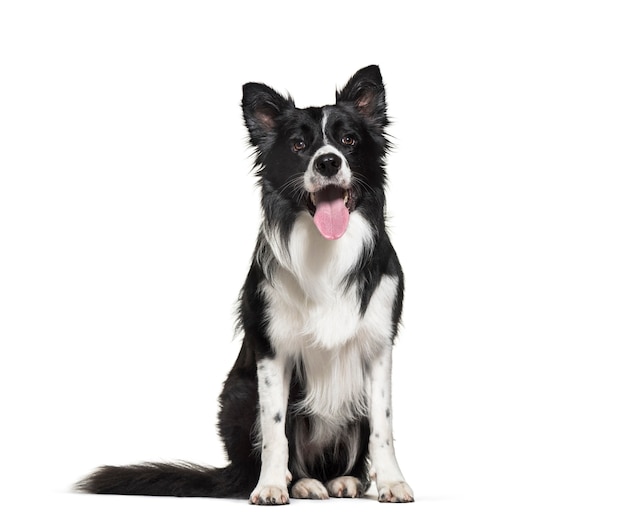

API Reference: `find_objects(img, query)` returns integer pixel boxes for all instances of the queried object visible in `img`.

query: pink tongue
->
[313,187,349,240]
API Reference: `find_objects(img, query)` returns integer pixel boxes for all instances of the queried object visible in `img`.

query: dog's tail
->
[75,461,256,499]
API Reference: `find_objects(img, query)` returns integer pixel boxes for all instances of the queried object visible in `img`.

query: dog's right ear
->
[242,83,294,148]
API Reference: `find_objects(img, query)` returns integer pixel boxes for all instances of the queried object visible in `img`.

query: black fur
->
[77,65,404,501]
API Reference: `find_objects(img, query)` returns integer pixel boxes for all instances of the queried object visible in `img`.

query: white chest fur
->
[261,212,398,425]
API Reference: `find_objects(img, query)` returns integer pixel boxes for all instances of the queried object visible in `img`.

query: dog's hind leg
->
[291,478,329,500]
[326,476,364,498]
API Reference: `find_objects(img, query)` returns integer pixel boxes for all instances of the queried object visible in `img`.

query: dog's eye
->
[341,135,357,147]
[292,140,307,152]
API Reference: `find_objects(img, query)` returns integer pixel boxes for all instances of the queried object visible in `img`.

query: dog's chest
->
[260,215,399,422]
[264,268,362,351]
[263,262,398,423]
[262,212,389,354]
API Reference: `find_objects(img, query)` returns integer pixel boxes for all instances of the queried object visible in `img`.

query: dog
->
[77,65,414,504]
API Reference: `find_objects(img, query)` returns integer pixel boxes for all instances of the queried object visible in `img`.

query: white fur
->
[250,356,292,504]
[253,210,413,502]
[261,210,396,429]
[367,343,413,501]
[321,110,330,144]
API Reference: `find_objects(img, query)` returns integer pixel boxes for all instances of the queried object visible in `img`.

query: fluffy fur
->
[77,65,414,504]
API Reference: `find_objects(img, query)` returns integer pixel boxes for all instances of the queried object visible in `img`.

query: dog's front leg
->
[368,345,414,503]
[249,356,292,505]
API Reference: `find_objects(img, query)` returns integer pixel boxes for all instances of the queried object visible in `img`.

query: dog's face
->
[242,65,389,240]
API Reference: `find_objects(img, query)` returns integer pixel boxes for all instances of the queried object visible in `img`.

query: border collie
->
[78,65,414,504]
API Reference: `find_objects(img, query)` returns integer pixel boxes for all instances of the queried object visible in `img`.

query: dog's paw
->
[291,478,329,500]
[249,485,290,505]
[377,481,414,503]
[326,476,364,498]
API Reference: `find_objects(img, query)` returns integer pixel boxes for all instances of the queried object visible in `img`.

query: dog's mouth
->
[307,185,355,240]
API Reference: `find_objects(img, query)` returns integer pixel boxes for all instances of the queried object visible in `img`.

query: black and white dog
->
[78,65,414,504]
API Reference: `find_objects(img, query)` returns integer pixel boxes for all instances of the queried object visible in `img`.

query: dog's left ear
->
[336,65,387,128]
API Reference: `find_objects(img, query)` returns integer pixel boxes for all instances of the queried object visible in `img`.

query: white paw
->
[291,478,329,500]
[326,476,364,498]
[377,481,414,503]
[249,485,290,505]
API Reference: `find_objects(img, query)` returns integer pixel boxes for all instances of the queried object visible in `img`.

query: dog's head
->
[242,65,389,241]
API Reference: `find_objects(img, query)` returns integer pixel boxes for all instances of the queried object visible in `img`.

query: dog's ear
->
[242,83,294,148]
[336,65,387,128]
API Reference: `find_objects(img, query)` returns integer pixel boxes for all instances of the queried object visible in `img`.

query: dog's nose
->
[314,153,342,178]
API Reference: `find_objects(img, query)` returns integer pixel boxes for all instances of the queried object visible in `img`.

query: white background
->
[1,1,625,526]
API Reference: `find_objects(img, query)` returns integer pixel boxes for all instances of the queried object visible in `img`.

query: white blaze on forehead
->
[321,109,329,144]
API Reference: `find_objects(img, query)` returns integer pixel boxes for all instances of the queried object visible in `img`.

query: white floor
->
[5,487,624,528]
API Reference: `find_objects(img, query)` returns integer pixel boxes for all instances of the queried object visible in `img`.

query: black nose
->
[314,153,342,178]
